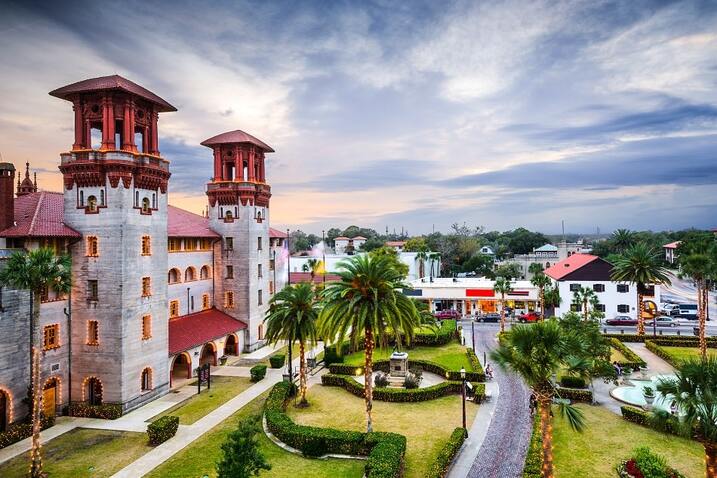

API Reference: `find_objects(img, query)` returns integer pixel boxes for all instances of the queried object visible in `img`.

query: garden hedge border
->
[0,416,55,450]
[424,427,466,478]
[67,402,123,419]
[147,415,179,445]
[269,353,286,369]
[321,374,485,403]
[605,333,717,345]
[250,364,268,382]
[555,386,593,403]
[620,405,680,437]
[329,356,485,383]
[610,338,647,369]
[559,376,587,389]
[522,414,543,478]
[264,382,406,478]
[645,338,716,368]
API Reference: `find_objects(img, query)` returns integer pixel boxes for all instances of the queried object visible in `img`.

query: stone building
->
[0,75,285,428]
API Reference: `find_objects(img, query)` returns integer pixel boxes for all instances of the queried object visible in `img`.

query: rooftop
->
[269,227,287,238]
[200,130,274,152]
[0,192,81,238]
[167,205,220,238]
[408,277,535,289]
[49,75,176,112]
[534,244,558,252]
[168,308,246,355]
[663,241,681,249]
[289,271,342,284]
[544,254,599,281]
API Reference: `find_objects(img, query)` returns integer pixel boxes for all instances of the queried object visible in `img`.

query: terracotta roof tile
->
[289,271,341,284]
[200,130,274,152]
[663,241,681,249]
[49,75,176,112]
[269,227,287,238]
[167,205,220,238]
[0,192,81,238]
[169,308,247,355]
[544,254,599,281]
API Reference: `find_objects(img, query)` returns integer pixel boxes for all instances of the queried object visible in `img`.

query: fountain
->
[610,374,677,412]
[387,351,409,388]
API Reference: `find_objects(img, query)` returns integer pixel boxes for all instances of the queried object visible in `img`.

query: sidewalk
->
[625,342,675,375]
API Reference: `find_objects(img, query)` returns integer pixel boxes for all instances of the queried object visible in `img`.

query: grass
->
[0,428,150,478]
[287,384,478,478]
[146,390,364,478]
[342,341,474,371]
[660,346,717,363]
[152,376,252,424]
[610,347,629,363]
[553,404,704,478]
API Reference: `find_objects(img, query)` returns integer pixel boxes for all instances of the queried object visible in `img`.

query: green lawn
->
[287,384,478,478]
[342,341,474,371]
[610,347,629,363]
[553,404,704,478]
[0,428,150,478]
[146,390,364,478]
[152,376,252,424]
[660,346,717,363]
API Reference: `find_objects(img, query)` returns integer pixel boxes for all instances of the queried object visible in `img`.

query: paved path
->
[625,343,675,375]
[462,324,532,478]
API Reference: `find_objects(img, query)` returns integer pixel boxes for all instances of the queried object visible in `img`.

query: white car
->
[660,303,680,314]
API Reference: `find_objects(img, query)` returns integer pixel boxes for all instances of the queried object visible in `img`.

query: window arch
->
[83,376,103,405]
[87,195,97,212]
[0,387,13,432]
[79,190,84,206]
[142,197,150,213]
[141,367,153,392]
[225,210,233,221]
[185,266,196,282]
[200,265,211,280]
[545,262,551,268]
[100,190,105,206]
[168,268,181,284]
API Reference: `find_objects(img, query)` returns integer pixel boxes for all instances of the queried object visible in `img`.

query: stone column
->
[213,147,221,180]
[100,97,111,150]
[142,125,149,153]
[248,149,255,181]
[150,110,159,155]
[106,97,116,149]
[122,100,134,151]
[73,100,84,150]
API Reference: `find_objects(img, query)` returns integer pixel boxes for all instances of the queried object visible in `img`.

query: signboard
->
[465,289,494,298]
[196,363,211,394]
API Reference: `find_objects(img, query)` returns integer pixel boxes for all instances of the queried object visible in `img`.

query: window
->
[87,320,99,345]
[226,265,233,279]
[225,237,233,251]
[142,315,152,340]
[135,191,139,207]
[141,197,150,213]
[141,235,151,255]
[617,284,629,293]
[569,284,580,292]
[40,285,49,303]
[269,258,275,271]
[202,293,210,310]
[225,291,235,309]
[258,264,263,278]
[142,277,151,297]
[100,189,105,206]
[185,238,198,251]
[152,193,156,209]
[87,195,97,212]
[200,265,210,279]
[593,284,605,292]
[269,281,274,294]
[225,210,233,221]
[168,268,181,284]
[596,304,606,312]
[87,280,98,301]
[168,238,181,252]
[43,324,60,350]
[200,239,212,251]
[79,190,84,206]
[86,236,98,257]
[141,368,152,392]
[190,295,195,311]
[617,304,630,313]
[185,267,196,282]
[169,300,180,318]
[257,237,262,251]
[258,289,263,306]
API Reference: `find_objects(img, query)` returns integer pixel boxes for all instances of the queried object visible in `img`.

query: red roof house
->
[168,308,247,355]
[544,254,613,281]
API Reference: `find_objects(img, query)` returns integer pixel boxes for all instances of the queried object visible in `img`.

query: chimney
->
[0,162,15,231]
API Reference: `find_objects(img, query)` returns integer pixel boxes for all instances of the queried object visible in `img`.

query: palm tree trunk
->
[637,291,645,336]
[29,291,43,478]
[499,297,505,333]
[538,396,554,478]
[583,299,588,321]
[299,341,308,405]
[705,442,717,478]
[539,287,545,321]
[364,326,374,433]
[698,281,707,360]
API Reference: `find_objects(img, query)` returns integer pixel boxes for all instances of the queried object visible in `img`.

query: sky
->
[1,0,716,235]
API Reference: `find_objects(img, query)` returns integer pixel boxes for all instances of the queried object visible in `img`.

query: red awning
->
[168,308,247,355]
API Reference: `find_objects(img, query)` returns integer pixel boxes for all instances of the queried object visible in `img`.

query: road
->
[662,271,717,306]
[600,323,717,336]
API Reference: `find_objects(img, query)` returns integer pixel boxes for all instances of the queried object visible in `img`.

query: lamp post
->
[460,366,467,431]
[471,321,475,354]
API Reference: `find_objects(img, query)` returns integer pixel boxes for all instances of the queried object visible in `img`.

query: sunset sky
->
[1,0,716,234]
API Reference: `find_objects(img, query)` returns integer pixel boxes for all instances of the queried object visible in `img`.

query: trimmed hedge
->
[322,374,485,403]
[147,415,179,445]
[68,402,123,419]
[559,375,587,389]
[610,338,646,370]
[465,347,484,377]
[424,427,466,478]
[555,386,592,403]
[0,416,55,450]
[265,382,406,478]
[522,414,543,478]
[329,358,485,383]
[620,406,680,437]
[250,364,268,382]
[269,353,286,369]
[645,339,715,368]
[606,333,717,345]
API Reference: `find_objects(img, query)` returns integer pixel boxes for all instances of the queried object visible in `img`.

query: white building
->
[663,241,680,265]
[289,251,440,282]
[385,241,407,252]
[496,241,592,280]
[333,236,366,254]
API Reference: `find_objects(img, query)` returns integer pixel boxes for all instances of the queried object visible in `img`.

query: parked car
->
[660,303,680,314]
[518,312,539,323]
[670,304,698,319]
[434,309,461,320]
[650,316,680,327]
[605,315,638,326]
[476,312,501,323]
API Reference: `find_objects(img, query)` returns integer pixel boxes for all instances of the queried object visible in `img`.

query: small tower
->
[202,130,273,351]
[16,162,37,197]
[0,163,15,233]
[50,75,176,412]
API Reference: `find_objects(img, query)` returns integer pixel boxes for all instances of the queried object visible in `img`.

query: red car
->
[605,315,638,326]
[518,312,539,323]
[434,309,461,320]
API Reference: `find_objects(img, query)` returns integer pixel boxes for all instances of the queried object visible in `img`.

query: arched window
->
[142,197,150,213]
[225,210,233,221]
[152,193,156,209]
[79,190,84,206]
[100,190,105,206]
[168,268,181,284]
[185,267,196,282]
[135,191,139,207]
[545,262,551,268]
[0,388,10,432]
[200,265,210,280]
[141,368,152,392]
[85,377,102,405]
[87,195,97,212]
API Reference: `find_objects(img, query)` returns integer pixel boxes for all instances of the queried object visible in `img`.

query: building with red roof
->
[663,241,681,264]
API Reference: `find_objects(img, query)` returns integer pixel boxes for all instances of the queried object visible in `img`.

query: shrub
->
[147,415,179,445]
[645,340,680,368]
[425,427,466,478]
[555,386,592,403]
[620,406,680,437]
[269,353,286,369]
[606,334,717,346]
[403,372,421,389]
[0,416,54,450]
[559,375,587,389]
[610,337,647,369]
[329,358,485,382]
[616,447,686,478]
[375,372,389,388]
[522,414,543,478]
[67,402,123,419]
[250,364,268,382]
[216,415,271,478]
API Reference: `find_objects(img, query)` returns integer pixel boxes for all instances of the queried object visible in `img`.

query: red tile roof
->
[169,308,247,355]
[290,272,341,284]
[385,241,406,247]
[663,241,681,249]
[334,236,350,241]
[544,254,599,281]
[167,205,220,238]
[0,192,81,238]
[269,227,287,238]
[200,130,274,152]
[49,75,176,112]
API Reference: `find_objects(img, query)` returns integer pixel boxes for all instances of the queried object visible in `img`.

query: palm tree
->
[415,246,428,279]
[611,228,635,253]
[0,248,71,478]
[531,272,552,321]
[528,262,544,277]
[301,258,320,283]
[493,276,512,333]
[611,243,671,335]
[571,286,600,321]
[654,357,717,478]
[264,283,319,405]
[318,255,420,432]
[677,236,715,360]
[491,321,585,478]
[543,285,561,319]
[428,252,441,279]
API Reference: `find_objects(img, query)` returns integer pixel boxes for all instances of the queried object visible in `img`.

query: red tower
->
[0,162,15,231]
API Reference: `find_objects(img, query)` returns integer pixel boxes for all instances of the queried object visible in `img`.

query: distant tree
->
[326,227,342,247]
[368,246,409,278]
[611,229,636,253]
[359,236,384,252]
[216,415,271,478]
[290,230,311,253]
[528,262,544,276]
[301,258,321,283]
[505,228,550,255]
[404,237,428,252]
[493,276,513,333]
[571,286,601,321]
[415,246,428,278]
[495,262,522,281]
[544,284,561,317]
[428,252,441,278]
[460,253,495,278]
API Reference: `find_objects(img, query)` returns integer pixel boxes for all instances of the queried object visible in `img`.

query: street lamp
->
[460,366,467,431]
